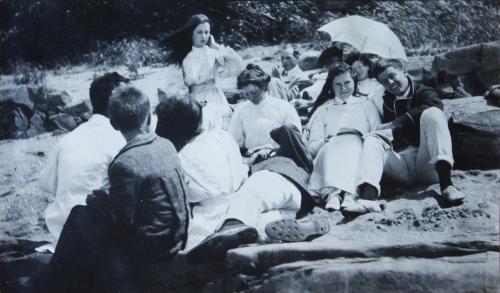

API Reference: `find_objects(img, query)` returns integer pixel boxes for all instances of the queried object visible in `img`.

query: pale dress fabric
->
[228,94,302,150]
[300,72,328,101]
[178,129,301,251]
[38,114,126,251]
[357,78,386,117]
[182,45,243,130]
[306,96,381,196]
[267,65,310,101]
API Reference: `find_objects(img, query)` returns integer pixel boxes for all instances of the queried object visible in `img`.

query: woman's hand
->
[208,35,220,49]
[271,64,282,78]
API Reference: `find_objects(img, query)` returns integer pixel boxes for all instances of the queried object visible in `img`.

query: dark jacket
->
[108,132,189,259]
[382,77,443,148]
[251,124,316,218]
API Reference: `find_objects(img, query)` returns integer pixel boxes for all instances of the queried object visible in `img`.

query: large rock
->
[233,252,499,293]
[48,113,77,132]
[226,233,498,275]
[431,41,500,94]
[0,86,36,115]
[443,96,500,169]
[298,50,321,71]
[40,90,77,115]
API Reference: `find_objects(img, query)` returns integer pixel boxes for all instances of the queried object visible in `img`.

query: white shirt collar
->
[331,95,358,105]
[89,113,110,124]
[191,45,208,52]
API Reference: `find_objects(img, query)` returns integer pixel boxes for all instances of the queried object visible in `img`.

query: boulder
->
[431,41,500,94]
[49,113,77,132]
[63,100,92,116]
[44,90,76,113]
[298,50,321,71]
[232,252,499,293]
[26,111,47,138]
[0,86,36,115]
[443,96,500,169]
[226,233,498,275]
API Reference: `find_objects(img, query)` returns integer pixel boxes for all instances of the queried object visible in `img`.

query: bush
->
[1,0,498,71]
[84,38,167,78]
[10,62,47,86]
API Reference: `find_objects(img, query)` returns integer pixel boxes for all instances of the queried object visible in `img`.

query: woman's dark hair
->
[237,63,271,90]
[155,96,203,151]
[310,62,362,116]
[344,52,371,67]
[163,14,212,65]
[317,46,344,67]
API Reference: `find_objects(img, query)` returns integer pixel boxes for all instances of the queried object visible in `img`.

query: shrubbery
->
[1,0,498,72]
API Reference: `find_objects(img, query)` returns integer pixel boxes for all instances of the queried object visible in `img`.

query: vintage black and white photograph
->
[0,0,499,292]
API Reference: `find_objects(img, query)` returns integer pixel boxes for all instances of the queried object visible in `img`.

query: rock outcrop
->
[443,96,500,169]
[0,87,92,140]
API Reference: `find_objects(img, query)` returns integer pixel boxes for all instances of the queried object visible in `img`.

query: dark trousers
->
[43,205,139,293]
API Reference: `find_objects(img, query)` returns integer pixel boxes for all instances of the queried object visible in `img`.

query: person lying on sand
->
[155,95,327,264]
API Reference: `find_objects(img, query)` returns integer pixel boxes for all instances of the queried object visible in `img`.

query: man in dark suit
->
[44,85,189,292]
[352,59,465,213]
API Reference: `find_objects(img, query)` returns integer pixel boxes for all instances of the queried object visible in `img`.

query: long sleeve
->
[39,144,60,194]
[306,108,327,157]
[215,45,243,73]
[108,162,138,225]
[228,108,246,148]
[284,104,302,132]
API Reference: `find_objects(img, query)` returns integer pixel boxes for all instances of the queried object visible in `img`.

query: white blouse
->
[229,94,302,150]
[182,45,242,88]
[358,78,385,117]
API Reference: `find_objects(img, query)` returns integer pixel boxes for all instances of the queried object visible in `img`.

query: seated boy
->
[44,85,189,292]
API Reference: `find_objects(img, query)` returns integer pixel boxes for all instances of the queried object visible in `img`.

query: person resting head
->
[344,53,373,82]
[155,96,203,151]
[90,72,130,117]
[108,84,151,137]
[237,63,272,105]
[317,46,344,71]
[371,58,409,96]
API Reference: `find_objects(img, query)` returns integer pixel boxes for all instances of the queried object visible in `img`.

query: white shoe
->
[442,185,466,202]
[325,194,341,211]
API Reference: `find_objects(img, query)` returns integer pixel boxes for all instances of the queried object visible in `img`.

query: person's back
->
[178,129,248,203]
[39,73,127,249]
[108,132,188,257]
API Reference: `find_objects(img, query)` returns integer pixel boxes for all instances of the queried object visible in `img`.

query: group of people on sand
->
[35,13,466,292]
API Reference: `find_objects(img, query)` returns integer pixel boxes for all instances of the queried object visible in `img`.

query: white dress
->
[358,78,385,117]
[228,94,302,150]
[182,45,243,130]
[306,96,381,196]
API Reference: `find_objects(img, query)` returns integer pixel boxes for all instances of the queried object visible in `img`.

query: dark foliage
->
[1,0,498,72]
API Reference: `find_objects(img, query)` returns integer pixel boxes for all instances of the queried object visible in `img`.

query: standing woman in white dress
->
[166,14,243,129]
